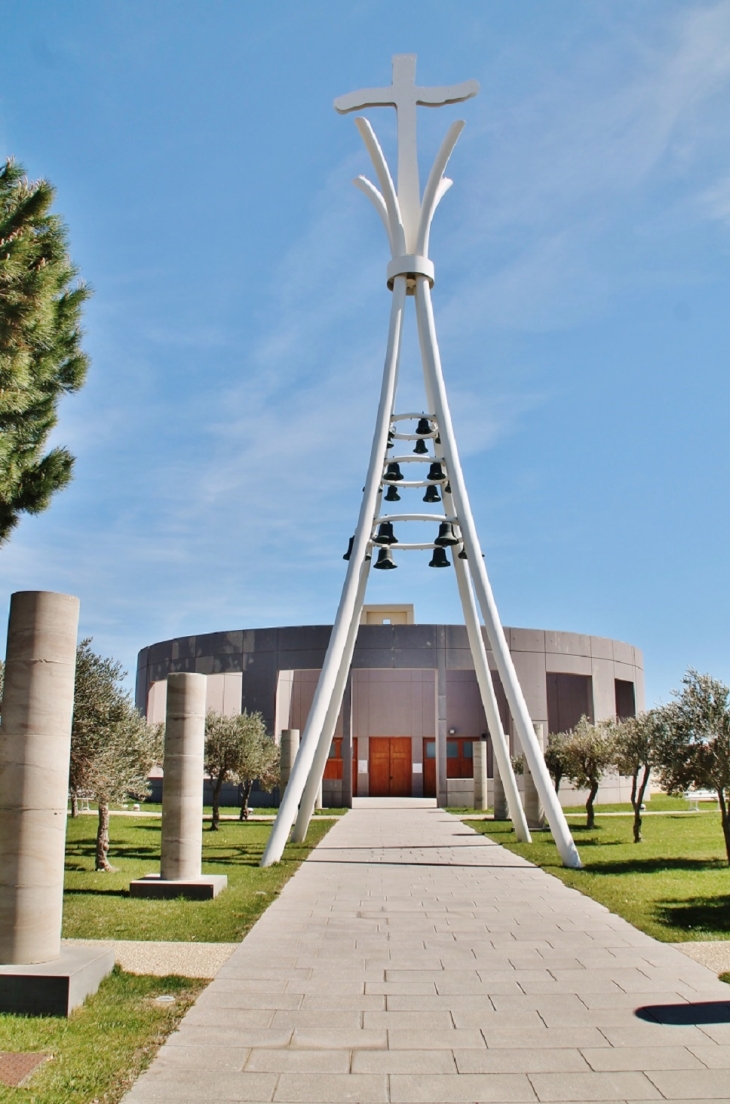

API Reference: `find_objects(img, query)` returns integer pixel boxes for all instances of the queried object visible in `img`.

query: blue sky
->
[1,1,729,706]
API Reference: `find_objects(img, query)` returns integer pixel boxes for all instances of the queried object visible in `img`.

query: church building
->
[137,605,644,809]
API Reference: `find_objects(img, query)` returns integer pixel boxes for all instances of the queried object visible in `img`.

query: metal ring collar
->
[387,255,435,293]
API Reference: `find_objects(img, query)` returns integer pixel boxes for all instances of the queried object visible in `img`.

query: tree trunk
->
[633,764,652,844]
[95,801,113,871]
[553,770,562,795]
[239,779,253,821]
[586,781,599,829]
[211,772,224,830]
[70,793,79,818]
[719,789,730,865]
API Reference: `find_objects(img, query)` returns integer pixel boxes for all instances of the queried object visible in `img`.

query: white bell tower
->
[261,56,581,870]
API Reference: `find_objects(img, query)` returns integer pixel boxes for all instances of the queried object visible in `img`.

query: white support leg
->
[414,276,581,869]
[260,276,408,867]
[421,362,528,840]
[453,552,531,841]
[291,556,370,841]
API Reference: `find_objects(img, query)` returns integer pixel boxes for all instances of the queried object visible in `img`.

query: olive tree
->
[71,640,162,870]
[561,716,618,829]
[544,730,569,794]
[656,670,730,864]
[613,708,670,843]
[204,710,279,829]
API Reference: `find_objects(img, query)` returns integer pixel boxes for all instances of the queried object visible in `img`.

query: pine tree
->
[0,158,90,543]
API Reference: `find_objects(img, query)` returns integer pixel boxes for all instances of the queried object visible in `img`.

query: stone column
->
[473,738,488,811]
[0,591,79,964]
[160,673,207,881]
[130,672,226,900]
[280,729,300,791]
[524,721,546,830]
[492,754,509,820]
[0,591,114,1016]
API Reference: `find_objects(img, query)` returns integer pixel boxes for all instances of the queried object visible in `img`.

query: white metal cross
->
[334,54,478,244]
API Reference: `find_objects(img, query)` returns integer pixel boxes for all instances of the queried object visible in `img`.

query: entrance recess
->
[369,737,412,797]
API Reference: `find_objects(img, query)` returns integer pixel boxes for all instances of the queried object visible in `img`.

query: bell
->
[383,462,403,482]
[444,482,452,494]
[423,485,441,503]
[458,547,468,559]
[373,521,397,545]
[415,417,431,436]
[387,430,395,450]
[373,547,397,570]
[429,547,451,568]
[343,536,354,561]
[413,438,429,455]
[435,522,459,547]
[384,484,401,502]
[426,461,445,482]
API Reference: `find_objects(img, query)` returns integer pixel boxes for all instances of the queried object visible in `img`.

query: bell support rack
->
[261,54,581,869]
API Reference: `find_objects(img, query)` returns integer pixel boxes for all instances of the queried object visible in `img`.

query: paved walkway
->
[124,801,730,1103]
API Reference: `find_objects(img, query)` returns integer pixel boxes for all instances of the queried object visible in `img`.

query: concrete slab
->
[0,944,114,1016]
[129,873,227,900]
[122,805,730,1102]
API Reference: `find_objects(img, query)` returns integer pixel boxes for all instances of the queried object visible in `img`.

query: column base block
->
[128,873,228,900]
[0,944,115,1016]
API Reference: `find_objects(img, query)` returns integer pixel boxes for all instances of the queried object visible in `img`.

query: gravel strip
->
[672,940,730,974]
[63,939,237,978]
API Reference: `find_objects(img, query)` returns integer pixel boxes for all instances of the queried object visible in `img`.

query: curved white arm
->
[416,120,464,257]
[354,118,406,256]
[354,176,394,255]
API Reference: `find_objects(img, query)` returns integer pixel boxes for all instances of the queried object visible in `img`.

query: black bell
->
[373,547,397,570]
[383,462,403,482]
[423,485,441,503]
[429,547,451,568]
[426,462,445,482]
[373,521,397,546]
[458,547,468,559]
[384,484,401,502]
[444,482,452,494]
[413,438,429,455]
[415,417,431,436]
[435,522,459,547]
[343,536,354,561]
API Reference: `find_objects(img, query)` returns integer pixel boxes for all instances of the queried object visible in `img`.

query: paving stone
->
[481,1026,610,1049]
[685,1042,730,1067]
[581,1045,706,1070]
[389,1072,536,1101]
[122,805,730,1103]
[351,1049,457,1074]
[151,1045,250,1071]
[245,1048,349,1072]
[529,1070,662,1100]
[455,1047,589,1073]
[291,1028,387,1049]
[646,1067,730,1098]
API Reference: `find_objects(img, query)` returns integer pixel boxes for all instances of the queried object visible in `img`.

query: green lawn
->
[0,969,205,1104]
[470,810,730,943]
[63,814,334,942]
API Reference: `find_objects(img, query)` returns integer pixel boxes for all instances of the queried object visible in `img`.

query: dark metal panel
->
[170,636,197,661]
[195,630,244,657]
[148,640,174,665]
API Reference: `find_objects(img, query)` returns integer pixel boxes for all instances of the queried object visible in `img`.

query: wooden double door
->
[368,737,412,797]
